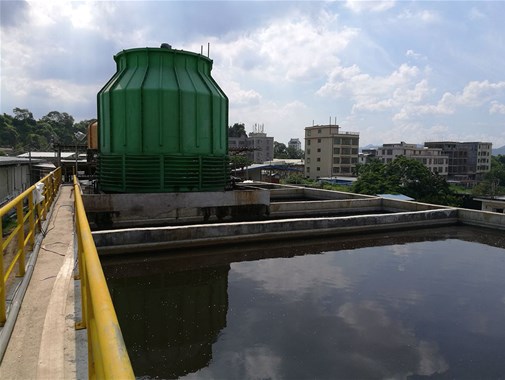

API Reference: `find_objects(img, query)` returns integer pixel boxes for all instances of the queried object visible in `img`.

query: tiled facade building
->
[304,124,359,179]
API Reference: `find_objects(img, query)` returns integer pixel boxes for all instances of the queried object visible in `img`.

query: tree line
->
[0,108,94,154]
[285,154,505,206]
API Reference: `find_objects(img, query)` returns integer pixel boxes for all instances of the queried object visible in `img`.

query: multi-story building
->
[304,124,359,179]
[228,124,274,164]
[288,138,302,151]
[247,131,274,163]
[358,148,378,165]
[376,142,449,176]
[424,141,492,181]
[228,135,248,151]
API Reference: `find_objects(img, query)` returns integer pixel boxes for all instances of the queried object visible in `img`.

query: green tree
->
[472,155,505,196]
[353,156,456,205]
[0,113,19,147]
[228,123,247,138]
[274,141,287,158]
[286,145,304,159]
[40,111,75,144]
[12,107,36,145]
[352,159,395,195]
[229,154,252,172]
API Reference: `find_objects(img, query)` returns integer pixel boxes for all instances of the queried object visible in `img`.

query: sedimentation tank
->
[97,44,229,193]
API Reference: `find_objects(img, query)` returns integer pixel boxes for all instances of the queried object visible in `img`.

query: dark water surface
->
[103,226,505,379]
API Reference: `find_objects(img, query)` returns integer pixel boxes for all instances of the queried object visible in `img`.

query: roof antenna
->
[207,42,210,57]
[201,45,203,55]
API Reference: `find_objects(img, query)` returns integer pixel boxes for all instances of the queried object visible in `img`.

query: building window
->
[318,129,322,134]
[317,148,321,153]
[333,137,341,145]
[316,157,321,162]
[333,157,340,164]
[316,167,320,171]
[317,139,321,143]
[307,140,311,146]
[307,131,311,136]
[307,149,311,154]
[333,148,340,154]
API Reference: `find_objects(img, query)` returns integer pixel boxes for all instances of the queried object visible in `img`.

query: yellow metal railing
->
[0,168,62,325]
[73,176,134,379]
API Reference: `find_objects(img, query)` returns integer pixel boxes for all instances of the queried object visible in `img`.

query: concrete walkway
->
[0,185,86,379]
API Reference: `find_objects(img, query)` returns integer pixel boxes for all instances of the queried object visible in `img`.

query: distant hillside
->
[493,145,505,155]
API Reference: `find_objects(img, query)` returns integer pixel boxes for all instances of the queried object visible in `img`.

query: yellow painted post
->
[41,180,48,221]
[0,220,6,325]
[16,202,26,277]
[28,191,35,247]
[75,219,87,330]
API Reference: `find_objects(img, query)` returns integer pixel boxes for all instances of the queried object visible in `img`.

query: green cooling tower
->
[98,44,229,192]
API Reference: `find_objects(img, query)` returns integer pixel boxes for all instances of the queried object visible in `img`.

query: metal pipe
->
[73,177,134,379]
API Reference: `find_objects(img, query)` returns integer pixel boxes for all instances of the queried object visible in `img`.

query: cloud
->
[490,101,505,115]
[468,7,486,20]
[397,80,505,120]
[211,11,359,83]
[397,9,440,23]
[317,63,426,113]
[406,49,426,61]
[344,0,396,13]
[0,0,29,28]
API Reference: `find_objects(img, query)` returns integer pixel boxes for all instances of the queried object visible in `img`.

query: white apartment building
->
[377,142,449,176]
[304,124,359,179]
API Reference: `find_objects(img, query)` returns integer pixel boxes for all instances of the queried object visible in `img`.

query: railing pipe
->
[0,167,62,326]
[73,177,134,379]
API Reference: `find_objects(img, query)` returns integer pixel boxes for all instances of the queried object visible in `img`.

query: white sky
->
[1,0,505,148]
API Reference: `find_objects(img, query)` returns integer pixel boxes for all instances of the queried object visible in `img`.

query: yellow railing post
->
[0,220,6,325]
[75,213,87,330]
[16,202,26,277]
[28,191,35,248]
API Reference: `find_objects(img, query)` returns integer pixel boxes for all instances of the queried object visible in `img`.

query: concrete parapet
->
[270,187,374,201]
[458,208,505,230]
[94,209,459,254]
[381,198,450,212]
[270,198,383,217]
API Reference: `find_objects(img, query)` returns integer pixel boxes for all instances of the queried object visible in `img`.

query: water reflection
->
[107,267,229,378]
[103,227,505,379]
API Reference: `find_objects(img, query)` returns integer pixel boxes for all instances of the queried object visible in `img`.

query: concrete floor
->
[0,185,86,380]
